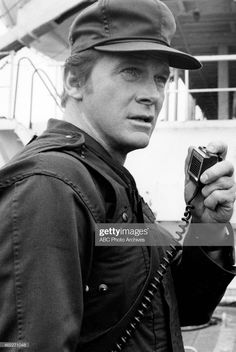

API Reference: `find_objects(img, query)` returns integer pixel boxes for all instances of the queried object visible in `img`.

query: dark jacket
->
[0,119,235,352]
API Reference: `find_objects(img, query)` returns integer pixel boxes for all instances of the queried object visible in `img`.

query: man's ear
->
[64,71,83,100]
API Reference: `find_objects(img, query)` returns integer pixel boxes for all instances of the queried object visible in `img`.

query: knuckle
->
[223,161,234,176]
[211,160,234,179]
[204,196,216,209]
[201,186,208,197]
[215,177,226,189]
[219,176,234,189]
[207,140,227,153]
[220,159,231,170]
[224,190,235,203]
[216,189,222,200]
[212,190,221,202]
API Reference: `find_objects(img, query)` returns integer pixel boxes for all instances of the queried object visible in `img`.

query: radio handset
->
[188,146,222,187]
[174,146,222,241]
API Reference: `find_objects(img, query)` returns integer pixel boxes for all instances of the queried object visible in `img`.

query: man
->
[0,0,235,351]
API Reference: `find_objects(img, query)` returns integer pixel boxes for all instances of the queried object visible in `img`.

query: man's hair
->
[61,49,104,107]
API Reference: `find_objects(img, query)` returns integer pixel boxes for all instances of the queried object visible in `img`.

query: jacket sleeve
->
[171,232,236,326]
[0,174,94,351]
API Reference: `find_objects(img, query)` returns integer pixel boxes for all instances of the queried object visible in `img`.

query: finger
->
[200,160,234,185]
[201,176,235,198]
[203,189,236,211]
[206,140,228,160]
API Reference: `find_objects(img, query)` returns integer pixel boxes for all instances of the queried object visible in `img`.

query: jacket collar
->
[46,118,113,160]
[45,119,137,187]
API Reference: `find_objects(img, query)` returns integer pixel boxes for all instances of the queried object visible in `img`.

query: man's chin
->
[126,137,151,152]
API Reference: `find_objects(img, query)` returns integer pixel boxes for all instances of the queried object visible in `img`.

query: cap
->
[69,0,201,70]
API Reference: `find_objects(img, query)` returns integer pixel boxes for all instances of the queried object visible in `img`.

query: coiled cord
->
[110,186,201,352]
[175,185,201,242]
[175,204,194,242]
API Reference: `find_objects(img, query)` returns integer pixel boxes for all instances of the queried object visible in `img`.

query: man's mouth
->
[128,115,154,123]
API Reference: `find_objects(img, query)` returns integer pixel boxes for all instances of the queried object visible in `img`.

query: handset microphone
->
[188,146,222,186]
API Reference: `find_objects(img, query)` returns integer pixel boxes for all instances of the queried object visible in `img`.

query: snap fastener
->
[80,146,86,158]
[98,283,108,293]
[85,285,89,292]
[122,212,128,222]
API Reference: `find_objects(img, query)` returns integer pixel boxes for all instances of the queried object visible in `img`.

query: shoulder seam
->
[0,170,104,223]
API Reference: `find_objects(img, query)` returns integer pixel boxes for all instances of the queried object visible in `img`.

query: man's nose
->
[135,82,160,106]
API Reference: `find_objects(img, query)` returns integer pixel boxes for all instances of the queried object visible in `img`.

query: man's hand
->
[184,141,236,224]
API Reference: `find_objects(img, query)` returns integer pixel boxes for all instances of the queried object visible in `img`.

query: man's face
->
[80,52,170,157]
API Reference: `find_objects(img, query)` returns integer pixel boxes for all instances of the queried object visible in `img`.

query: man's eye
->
[155,76,168,86]
[121,68,141,80]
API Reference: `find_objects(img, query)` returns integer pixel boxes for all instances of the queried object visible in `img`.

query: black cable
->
[175,186,201,242]
[188,186,201,205]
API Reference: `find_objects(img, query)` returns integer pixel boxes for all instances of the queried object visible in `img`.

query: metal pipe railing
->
[29,67,62,129]
[13,56,63,126]
[167,55,236,121]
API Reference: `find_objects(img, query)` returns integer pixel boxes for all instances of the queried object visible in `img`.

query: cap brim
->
[94,41,201,70]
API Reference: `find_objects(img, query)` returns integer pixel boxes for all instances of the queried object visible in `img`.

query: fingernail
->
[201,174,208,183]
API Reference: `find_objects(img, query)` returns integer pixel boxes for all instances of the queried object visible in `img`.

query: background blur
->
[0,3,236,348]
